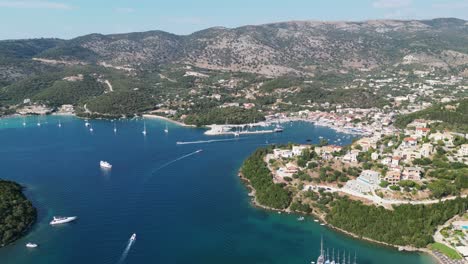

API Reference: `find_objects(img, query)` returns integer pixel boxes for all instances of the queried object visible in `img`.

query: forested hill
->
[0,180,36,247]
[395,98,468,133]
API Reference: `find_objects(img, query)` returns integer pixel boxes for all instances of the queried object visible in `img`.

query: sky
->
[0,0,467,40]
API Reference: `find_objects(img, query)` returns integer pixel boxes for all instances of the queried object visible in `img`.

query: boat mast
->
[348,251,351,264]
[353,252,356,264]
[337,250,340,264]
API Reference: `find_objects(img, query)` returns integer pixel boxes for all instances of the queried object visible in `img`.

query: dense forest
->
[0,180,36,247]
[395,99,468,133]
[241,147,292,209]
[184,107,265,127]
[326,197,467,247]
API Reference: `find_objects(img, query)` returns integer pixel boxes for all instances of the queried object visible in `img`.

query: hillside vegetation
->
[0,180,36,247]
[395,99,468,133]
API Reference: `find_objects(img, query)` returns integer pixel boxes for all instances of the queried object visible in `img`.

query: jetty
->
[204,124,275,136]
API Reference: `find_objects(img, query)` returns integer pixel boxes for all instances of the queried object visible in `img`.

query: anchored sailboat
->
[142,121,147,136]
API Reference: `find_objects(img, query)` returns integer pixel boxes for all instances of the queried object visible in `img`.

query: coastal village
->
[258,117,468,262]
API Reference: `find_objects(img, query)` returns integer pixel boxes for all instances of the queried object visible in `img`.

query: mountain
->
[1,18,465,79]
[0,18,466,118]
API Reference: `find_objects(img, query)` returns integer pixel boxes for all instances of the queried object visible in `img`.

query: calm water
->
[0,116,435,264]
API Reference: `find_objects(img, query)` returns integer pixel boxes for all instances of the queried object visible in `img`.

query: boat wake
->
[116,238,135,264]
[176,138,241,145]
[152,149,203,173]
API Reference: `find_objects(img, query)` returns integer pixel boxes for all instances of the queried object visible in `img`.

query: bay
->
[0,116,435,264]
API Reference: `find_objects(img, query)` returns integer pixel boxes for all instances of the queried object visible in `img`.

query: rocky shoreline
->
[237,171,445,264]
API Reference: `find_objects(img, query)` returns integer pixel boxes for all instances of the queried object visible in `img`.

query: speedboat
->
[130,233,136,241]
[50,216,77,225]
[100,161,112,169]
[26,243,38,248]
[195,149,203,153]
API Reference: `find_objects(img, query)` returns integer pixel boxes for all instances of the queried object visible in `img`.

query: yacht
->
[100,161,112,169]
[297,216,305,221]
[26,243,38,248]
[273,124,283,133]
[50,216,77,225]
[130,233,136,241]
[164,123,169,133]
[85,120,90,127]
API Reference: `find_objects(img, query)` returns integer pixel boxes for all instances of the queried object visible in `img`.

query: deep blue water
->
[0,116,435,264]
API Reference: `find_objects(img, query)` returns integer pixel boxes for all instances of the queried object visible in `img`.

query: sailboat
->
[22,117,26,126]
[58,120,62,128]
[113,123,117,134]
[36,117,41,127]
[316,236,325,264]
[325,248,330,264]
[330,249,336,264]
[164,123,168,134]
[142,122,147,136]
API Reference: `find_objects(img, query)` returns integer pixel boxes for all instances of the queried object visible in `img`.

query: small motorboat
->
[26,243,38,248]
[297,216,305,221]
[100,161,112,169]
[314,219,319,222]
[130,233,136,241]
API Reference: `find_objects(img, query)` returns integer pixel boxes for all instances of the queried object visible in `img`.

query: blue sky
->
[0,0,467,40]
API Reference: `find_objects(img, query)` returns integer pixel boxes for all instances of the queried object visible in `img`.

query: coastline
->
[238,171,444,264]
[142,114,196,127]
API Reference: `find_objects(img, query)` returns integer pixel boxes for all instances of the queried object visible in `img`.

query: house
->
[381,156,392,166]
[384,170,401,185]
[292,145,308,156]
[415,127,430,138]
[459,144,468,156]
[409,119,428,128]
[343,149,360,163]
[402,167,423,181]
[420,143,434,158]
[358,170,381,186]
[402,137,417,148]
[391,156,401,166]
[355,137,377,151]
[276,163,299,179]
[273,149,293,159]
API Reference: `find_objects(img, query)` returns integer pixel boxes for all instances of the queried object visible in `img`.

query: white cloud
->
[114,7,135,14]
[372,0,412,8]
[0,0,72,10]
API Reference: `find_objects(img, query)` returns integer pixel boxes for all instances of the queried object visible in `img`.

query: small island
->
[0,180,36,247]
[240,119,468,263]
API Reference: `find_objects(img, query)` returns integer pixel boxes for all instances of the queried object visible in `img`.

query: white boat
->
[314,219,319,222]
[297,216,305,221]
[273,124,283,133]
[58,121,62,128]
[320,223,326,226]
[50,216,77,225]
[85,121,90,127]
[100,161,112,169]
[89,127,94,132]
[164,123,168,133]
[113,123,117,133]
[130,233,136,241]
[26,243,38,248]
[37,122,41,127]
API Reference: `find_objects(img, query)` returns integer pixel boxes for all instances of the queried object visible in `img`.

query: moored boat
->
[50,216,77,225]
[26,243,38,248]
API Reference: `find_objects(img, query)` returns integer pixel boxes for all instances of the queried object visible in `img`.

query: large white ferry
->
[50,216,77,225]
[100,161,112,169]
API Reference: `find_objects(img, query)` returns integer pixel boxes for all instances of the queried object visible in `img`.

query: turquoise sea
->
[0,116,435,264]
